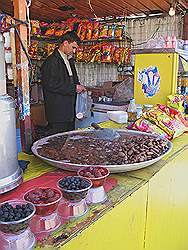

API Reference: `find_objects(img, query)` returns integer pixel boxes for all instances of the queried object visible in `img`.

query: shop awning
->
[1,0,187,21]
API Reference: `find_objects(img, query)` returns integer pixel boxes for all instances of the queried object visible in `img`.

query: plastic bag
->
[76,92,88,120]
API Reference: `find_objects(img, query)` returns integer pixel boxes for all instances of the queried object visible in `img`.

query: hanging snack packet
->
[132,118,169,139]
[31,20,41,36]
[101,44,115,63]
[99,25,108,38]
[55,22,65,36]
[92,22,100,39]
[113,48,125,65]
[157,104,188,127]
[107,24,115,38]
[45,23,57,36]
[114,25,123,38]
[85,22,93,40]
[143,108,187,139]
[28,41,39,59]
[167,94,184,113]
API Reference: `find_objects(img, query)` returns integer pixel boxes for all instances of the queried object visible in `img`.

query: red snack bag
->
[132,118,170,139]
[114,26,123,38]
[31,20,41,36]
[157,104,188,127]
[143,108,188,139]
[54,22,66,36]
[101,44,115,63]
[28,41,39,59]
[85,22,93,40]
[45,23,57,36]
[99,25,108,38]
[92,22,100,39]
[167,94,184,113]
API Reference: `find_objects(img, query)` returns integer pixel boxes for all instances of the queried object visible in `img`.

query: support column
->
[13,0,32,152]
[183,13,188,40]
[0,33,6,94]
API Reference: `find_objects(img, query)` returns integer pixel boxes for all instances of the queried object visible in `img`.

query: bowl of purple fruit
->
[0,200,35,234]
[58,176,92,203]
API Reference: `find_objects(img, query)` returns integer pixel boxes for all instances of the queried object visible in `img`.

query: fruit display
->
[37,133,169,166]
[24,188,62,216]
[58,176,92,202]
[78,167,109,188]
[0,200,35,234]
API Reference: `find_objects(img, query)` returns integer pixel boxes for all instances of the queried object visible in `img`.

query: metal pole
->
[13,0,32,152]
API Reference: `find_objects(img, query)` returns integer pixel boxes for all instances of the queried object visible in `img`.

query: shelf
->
[31,35,132,44]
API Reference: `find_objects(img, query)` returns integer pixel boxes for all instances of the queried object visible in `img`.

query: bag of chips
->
[91,22,99,39]
[143,108,187,139]
[167,94,184,113]
[157,104,188,127]
[85,22,93,40]
[131,118,169,139]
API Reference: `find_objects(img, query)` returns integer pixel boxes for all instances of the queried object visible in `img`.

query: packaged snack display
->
[132,118,169,139]
[143,108,187,139]
[157,104,188,127]
[167,94,185,113]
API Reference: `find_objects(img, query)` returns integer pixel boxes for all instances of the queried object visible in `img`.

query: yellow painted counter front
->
[7,122,188,250]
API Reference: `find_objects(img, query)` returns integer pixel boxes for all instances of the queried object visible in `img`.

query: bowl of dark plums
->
[0,200,35,234]
[24,187,62,216]
[58,176,92,203]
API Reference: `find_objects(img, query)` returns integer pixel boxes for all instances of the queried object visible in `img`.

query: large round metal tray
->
[31,129,173,173]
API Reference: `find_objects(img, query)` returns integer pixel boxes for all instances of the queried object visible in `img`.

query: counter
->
[1,121,188,250]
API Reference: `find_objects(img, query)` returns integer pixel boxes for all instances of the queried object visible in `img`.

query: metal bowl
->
[31,129,173,173]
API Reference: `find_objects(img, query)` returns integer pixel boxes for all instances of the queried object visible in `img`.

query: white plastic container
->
[107,111,128,124]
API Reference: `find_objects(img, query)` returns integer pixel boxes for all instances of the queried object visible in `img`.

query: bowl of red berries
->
[24,187,62,216]
[58,176,92,203]
[77,166,109,188]
[0,200,35,234]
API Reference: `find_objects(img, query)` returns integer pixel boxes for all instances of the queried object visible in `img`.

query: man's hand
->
[76,84,86,93]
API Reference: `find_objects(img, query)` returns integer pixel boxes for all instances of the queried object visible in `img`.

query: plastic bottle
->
[127,99,137,122]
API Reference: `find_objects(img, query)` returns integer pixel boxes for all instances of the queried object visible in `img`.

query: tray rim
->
[31,129,173,173]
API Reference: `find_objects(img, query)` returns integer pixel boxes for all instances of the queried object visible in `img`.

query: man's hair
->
[59,31,81,45]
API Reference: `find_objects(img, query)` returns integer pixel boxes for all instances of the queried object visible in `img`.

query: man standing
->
[41,31,85,135]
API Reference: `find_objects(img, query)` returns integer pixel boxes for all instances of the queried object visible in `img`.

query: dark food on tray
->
[37,134,169,165]
[24,188,61,204]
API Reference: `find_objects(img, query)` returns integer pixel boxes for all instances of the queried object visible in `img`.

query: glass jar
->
[127,99,137,122]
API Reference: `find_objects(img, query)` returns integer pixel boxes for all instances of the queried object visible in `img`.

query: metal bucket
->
[0,94,22,194]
